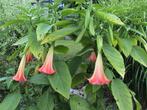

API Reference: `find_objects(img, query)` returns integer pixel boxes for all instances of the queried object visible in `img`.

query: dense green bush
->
[0,0,147,110]
[0,0,33,20]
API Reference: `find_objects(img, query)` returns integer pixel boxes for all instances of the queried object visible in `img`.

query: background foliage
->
[0,0,147,110]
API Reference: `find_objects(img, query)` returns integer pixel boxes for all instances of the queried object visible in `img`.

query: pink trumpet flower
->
[12,55,27,82]
[26,51,33,63]
[88,52,97,62]
[38,46,55,75]
[88,52,111,85]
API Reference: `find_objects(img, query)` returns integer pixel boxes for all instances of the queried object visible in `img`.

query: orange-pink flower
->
[12,55,27,82]
[88,52,97,62]
[38,46,55,75]
[26,51,33,63]
[88,52,110,85]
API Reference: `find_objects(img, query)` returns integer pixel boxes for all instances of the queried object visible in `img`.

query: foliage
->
[0,0,147,110]
[0,0,33,20]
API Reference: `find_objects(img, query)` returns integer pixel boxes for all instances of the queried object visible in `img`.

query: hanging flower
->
[12,55,27,82]
[88,52,97,62]
[26,51,33,63]
[88,52,111,85]
[38,46,55,75]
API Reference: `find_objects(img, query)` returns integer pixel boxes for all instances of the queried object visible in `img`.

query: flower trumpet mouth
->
[38,46,55,75]
[12,55,27,82]
[88,52,111,85]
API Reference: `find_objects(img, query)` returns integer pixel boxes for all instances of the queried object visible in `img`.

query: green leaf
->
[27,106,38,110]
[0,92,21,110]
[13,36,28,46]
[69,0,85,3]
[0,19,24,29]
[108,26,113,45]
[42,26,79,44]
[111,79,133,110]
[130,90,141,110]
[94,11,124,25]
[89,16,95,36]
[103,44,125,78]
[55,40,83,58]
[36,23,52,41]
[55,20,73,26]
[76,28,86,42]
[70,95,91,110]
[85,9,90,29]
[136,36,147,51]
[54,45,69,54]
[28,32,43,59]
[37,91,54,110]
[117,38,134,57]
[61,9,77,16]
[84,85,97,104]
[0,77,10,82]
[96,88,105,110]
[72,73,86,88]
[105,68,114,80]
[48,61,72,99]
[131,46,147,67]
[30,74,49,85]
[68,56,82,75]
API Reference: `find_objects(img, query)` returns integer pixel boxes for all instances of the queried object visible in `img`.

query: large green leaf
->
[111,79,133,110]
[68,56,82,75]
[36,23,52,41]
[94,11,124,25]
[28,32,43,59]
[103,44,125,78]
[0,92,21,110]
[117,38,135,57]
[48,61,72,99]
[131,46,147,67]
[41,26,79,44]
[30,74,49,85]
[70,95,91,110]
[55,40,83,58]
[37,91,54,110]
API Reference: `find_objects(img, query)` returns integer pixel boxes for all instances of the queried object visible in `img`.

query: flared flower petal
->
[88,52,111,85]
[26,51,33,63]
[12,55,27,82]
[38,46,55,75]
[88,52,96,62]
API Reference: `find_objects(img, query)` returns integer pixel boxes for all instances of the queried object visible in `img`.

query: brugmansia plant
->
[0,0,147,110]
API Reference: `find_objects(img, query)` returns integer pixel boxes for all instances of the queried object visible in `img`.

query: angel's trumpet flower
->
[88,52,96,62]
[38,46,55,75]
[88,52,110,85]
[12,55,27,82]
